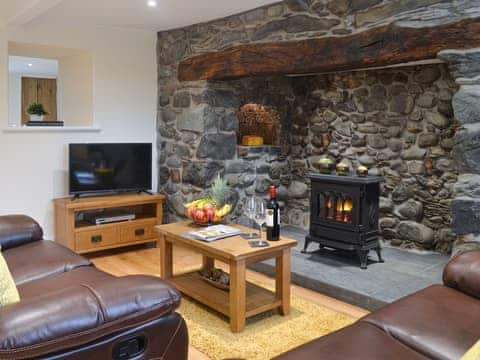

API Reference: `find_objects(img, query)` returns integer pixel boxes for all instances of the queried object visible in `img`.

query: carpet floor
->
[176,282,355,360]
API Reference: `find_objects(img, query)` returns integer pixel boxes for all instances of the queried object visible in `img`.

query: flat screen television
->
[69,143,152,196]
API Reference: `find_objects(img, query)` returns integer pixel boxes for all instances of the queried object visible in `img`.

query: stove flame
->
[344,199,353,212]
[326,198,333,209]
[336,199,344,212]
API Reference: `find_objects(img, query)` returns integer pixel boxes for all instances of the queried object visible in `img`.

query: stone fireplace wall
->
[438,49,480,255]
[157,0,479,253]
[288,65,458,252]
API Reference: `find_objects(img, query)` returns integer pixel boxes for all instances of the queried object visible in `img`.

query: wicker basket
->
[238,104,280,145]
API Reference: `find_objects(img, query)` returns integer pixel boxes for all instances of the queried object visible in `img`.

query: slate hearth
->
[250,225,449,311]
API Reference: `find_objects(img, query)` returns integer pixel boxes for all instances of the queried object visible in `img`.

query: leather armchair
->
[443,250,480,299]
[0,215,188,360]
[275,250,480,360]
[0,214,43,250]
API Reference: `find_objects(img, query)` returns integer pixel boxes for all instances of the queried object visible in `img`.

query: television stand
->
[54,193,164,254]
[139,190,154,195]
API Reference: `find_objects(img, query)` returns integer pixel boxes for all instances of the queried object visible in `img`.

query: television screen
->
[69,143,152,195]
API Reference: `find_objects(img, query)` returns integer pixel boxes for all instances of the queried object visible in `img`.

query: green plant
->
[27,102,48,116]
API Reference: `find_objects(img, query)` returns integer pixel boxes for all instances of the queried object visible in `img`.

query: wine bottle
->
[266,185,280,241]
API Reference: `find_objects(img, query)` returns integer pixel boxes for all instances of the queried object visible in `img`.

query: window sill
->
[2,126,102,133]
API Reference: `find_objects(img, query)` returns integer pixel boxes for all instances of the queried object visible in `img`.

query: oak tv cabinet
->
[53,193,164,254]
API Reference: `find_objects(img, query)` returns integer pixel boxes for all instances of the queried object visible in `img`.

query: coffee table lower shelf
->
[169,271,282,318]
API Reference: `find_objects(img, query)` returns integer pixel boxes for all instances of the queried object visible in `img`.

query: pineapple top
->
[210,174,229,207]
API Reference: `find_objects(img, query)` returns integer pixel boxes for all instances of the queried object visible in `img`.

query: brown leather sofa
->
[0,215,188,360]
[275,250,480,360]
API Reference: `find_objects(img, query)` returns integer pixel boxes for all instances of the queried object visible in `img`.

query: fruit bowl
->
[185,174,232,226]
[184,199,232,226]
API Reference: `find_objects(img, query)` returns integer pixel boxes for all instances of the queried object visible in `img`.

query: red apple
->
[187,206,196,219]
[195,209,207,223]
[205,208,215,222]
[203,203,214,212]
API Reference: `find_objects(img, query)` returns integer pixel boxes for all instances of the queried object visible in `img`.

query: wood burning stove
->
[303,173,384,269]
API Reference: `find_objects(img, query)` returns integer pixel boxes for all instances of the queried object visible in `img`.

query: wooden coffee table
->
[155,222,297,332]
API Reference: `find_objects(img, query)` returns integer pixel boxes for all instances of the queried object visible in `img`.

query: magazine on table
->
[186,225,243,242]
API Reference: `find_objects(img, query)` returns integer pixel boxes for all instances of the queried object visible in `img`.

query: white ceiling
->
[0,0,34,26]
[0,0,63,28]
[4,0,279,31]
[8,56,58,76]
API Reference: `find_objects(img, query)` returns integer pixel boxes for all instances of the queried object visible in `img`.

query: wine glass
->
[254,198,266,240]
[241,197,259,239]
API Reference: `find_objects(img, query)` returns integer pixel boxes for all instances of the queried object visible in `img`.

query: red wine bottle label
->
[266,209,280,227]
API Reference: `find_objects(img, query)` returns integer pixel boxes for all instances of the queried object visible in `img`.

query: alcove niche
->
[7,41,94,129]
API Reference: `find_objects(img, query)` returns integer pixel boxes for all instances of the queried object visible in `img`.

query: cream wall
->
[0,23,158,238]
[57,52,93,126]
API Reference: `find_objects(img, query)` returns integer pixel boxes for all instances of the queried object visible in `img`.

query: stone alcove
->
[157,0,480,255]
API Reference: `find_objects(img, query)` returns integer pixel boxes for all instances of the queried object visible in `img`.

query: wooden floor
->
[88,243,368,360]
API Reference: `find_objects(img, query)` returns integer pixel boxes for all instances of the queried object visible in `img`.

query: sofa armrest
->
[0,286,103,353]
[0,275,181,359]
[443,250,480,299]
[0,215,43,251]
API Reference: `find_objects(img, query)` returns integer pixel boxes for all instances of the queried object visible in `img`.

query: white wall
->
[8,73,20,124]
[0,23,157,238]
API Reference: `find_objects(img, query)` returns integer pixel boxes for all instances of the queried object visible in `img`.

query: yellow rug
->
[177,283,355,360]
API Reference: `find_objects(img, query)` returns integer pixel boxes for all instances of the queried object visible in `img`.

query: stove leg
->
[357,249,368,270]
[302,236,311,253]
[376,247,384,263]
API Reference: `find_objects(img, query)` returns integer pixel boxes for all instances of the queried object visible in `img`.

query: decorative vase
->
[357,166,369,177]
[29,114,44,121]
[317,157,335,174]
[336,162,350,176]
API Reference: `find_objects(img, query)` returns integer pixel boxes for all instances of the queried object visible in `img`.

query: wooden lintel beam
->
[178,18,480,82]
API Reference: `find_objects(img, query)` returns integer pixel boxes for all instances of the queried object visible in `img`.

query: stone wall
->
[157,0,479,253]
[287,64,458,252]
[438,49,480,255]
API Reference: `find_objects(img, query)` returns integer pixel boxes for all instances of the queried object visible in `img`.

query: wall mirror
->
[7,41,94,128]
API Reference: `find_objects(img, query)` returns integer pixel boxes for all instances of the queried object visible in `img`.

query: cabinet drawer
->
[75,228,119,252]
[120,221,156,243]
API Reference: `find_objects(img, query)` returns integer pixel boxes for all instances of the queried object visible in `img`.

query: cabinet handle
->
[91,235,102,243]
[135,228,145,236]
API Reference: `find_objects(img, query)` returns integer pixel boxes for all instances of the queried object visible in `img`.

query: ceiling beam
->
[7,0,64,28]
[178,17,480,82]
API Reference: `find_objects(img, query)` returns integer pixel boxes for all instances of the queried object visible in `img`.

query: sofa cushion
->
[363,285,480,360]
[0,248,19,306]
[0,267,181,359]
[273,321,430,360]
[462,339,480,360]
[17,267,181,322]
[17,266,114,299]
[3,240,91,286]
